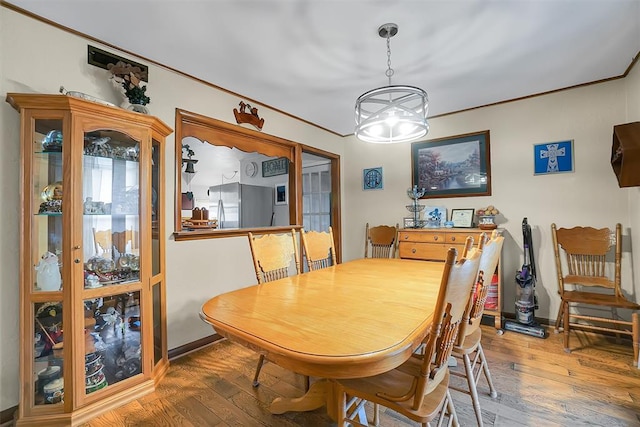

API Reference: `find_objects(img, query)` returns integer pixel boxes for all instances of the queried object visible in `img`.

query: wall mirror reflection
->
[174,109,299,238]
[180,139,290,229]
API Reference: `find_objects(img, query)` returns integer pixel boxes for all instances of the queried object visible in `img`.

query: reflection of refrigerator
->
[209,182,274,229]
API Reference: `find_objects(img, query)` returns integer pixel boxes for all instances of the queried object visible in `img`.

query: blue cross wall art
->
[533,140,574,175]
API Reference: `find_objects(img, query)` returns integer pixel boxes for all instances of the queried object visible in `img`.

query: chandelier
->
[355,23,429,144]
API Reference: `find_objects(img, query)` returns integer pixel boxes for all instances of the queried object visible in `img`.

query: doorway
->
[301,146,341,263]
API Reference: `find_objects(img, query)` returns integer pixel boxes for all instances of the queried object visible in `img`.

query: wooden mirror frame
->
[174,109,302,240]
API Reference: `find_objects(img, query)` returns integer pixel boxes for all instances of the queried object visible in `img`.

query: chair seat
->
[340,358,451,424]
[453,327,481,355]
[562,290,640,310]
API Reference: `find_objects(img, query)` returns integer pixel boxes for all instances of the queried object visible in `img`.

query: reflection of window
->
[302,168,330,232]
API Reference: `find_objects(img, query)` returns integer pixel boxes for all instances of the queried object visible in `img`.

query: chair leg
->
[253,354,266,387]
[554,299,564,333]
[447,389,460,427]
[462,353,484,427]
[563,301,571,353]
[632,312,639,368]
[478,343,497,398]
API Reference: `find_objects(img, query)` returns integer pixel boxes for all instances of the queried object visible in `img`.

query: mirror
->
[175,109,299,238]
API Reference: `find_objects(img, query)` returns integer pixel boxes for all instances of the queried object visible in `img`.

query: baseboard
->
[1,406,16,426]
[168,333,223,360]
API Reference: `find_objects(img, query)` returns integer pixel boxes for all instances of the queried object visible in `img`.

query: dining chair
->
[551,223,639,365]
[301,226,337,271]
[247,229,308,389]
[364,223,398,259]
[336,242,481,427]
[450,230,504,426]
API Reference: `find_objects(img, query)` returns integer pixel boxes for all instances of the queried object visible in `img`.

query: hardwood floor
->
[83,325,640,426]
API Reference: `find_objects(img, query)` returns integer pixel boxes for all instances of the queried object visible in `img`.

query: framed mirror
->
[174,109,300,240]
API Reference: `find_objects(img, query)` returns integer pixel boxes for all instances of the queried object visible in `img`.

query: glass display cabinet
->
[6,93,172,426]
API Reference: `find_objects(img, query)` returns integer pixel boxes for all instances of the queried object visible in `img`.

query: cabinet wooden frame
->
[174,109,301,238]
[7,93,172,426]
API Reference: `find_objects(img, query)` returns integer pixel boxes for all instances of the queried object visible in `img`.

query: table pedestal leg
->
[270,379,331,414]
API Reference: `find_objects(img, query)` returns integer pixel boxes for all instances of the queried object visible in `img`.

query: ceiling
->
[7,1,640,137]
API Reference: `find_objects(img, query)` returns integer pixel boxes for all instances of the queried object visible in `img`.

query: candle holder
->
[406,185,426,228]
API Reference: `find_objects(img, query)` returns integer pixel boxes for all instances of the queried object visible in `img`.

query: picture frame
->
[262,157,289,177]
[411,130,491,198]
[274,183,288,205]
[403,217,416,229]
[181,192,194,210]
[363,167,383,190]
[424,206,447,227]
[533,140,574,175]
[450,208,475,228]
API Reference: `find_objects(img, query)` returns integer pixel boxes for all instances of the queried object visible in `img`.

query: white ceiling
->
[7,1,640,137]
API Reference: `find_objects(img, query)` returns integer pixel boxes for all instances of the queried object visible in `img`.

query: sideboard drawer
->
[445,232,477,245]
[399,231,445,243]
[398,242,447,260]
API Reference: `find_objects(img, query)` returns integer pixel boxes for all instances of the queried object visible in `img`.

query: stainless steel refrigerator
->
[209,182,274,229]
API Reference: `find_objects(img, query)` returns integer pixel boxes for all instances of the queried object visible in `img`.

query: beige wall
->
[342,78,635,324]
[625,59,640,288]
[1,6,639,414]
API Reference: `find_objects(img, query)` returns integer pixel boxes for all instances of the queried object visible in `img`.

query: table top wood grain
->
[201,258,445,379]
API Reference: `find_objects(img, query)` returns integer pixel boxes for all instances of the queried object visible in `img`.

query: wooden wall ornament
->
[233,101,265,130]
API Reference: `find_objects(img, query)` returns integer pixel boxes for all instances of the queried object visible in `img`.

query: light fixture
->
[355,23,429,144]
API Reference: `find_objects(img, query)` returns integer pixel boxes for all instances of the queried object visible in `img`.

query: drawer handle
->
[433,236,438,241]
[404,235,409,240]
[451,236,456,242]
[412,248,416,253]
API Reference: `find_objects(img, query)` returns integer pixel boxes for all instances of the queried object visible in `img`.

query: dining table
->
[200,257,446,421]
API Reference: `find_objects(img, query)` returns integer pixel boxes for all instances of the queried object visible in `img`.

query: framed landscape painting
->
[411,130,491,199]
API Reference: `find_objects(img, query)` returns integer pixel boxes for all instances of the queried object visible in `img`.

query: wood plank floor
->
[83,325,640,426]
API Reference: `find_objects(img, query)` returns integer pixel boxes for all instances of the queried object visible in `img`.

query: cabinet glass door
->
[82,129,143,394]
[32,118,64,406]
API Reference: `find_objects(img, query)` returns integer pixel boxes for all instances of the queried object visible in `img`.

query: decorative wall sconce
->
[233,101,265,130]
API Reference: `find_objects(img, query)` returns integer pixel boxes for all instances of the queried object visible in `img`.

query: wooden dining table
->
[200,258,446,420]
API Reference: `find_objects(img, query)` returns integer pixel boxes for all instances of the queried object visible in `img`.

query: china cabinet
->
[398,228,503,330]
[7,93,172,426]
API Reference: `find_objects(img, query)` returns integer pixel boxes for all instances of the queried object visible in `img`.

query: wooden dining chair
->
[247,229,308,389]
[551,223,639,365]
[301,226,337,271]
[336,243,481,427]
[364,223,398,259]
[450,230,504,426]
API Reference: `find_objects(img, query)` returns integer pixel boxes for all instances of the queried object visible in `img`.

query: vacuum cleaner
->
[504,218,547,338]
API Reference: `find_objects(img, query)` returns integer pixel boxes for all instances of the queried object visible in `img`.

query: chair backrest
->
[301,226,337,271]
[410,245,481,410]
[458,231,504,341]
[248,229,300,283]
[551,223,620,295]
[364,223,398,258]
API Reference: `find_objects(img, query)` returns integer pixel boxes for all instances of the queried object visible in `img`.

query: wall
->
[625,59,640,287]
[0,9,344,412]
[343,77,635,323]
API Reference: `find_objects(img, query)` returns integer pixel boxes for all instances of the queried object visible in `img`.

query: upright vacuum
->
[504,218,547,338]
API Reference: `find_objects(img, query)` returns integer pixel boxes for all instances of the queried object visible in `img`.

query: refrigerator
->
[209,182,274,229]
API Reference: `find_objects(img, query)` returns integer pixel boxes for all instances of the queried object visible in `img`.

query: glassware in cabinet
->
[82,130,141,289]
[32,119,64,293]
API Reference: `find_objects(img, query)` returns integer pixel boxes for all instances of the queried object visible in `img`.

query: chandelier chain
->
[385,32,394,84]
